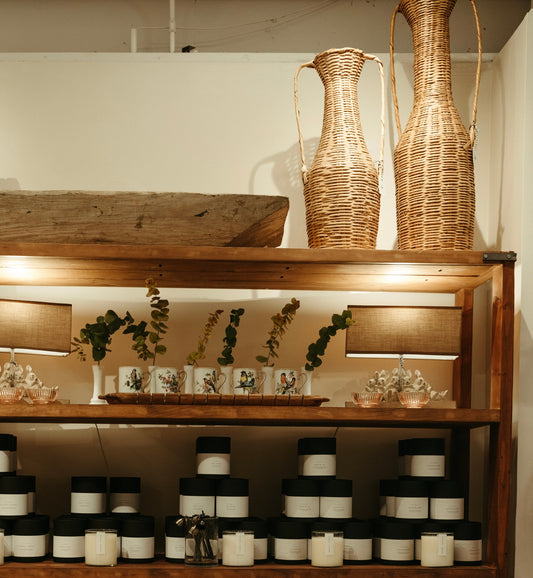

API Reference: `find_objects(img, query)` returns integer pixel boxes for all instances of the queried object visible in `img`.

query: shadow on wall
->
[0,178,20,190]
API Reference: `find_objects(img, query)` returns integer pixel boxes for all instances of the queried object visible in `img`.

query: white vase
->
[90,364,107,405]
[261,366,274,395]
[301,366,312,395]
[219,365,233,395]
[183,365,194,394]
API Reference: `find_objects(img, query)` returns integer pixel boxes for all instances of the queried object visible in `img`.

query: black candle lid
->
[282,478,320,497]
[380,520,414,540]
[86,515,122,533]
[297,437,336,455]
[196,436,231,454]
[396,479,429,497]
[165,515,187,537]
[110,476,141,494]
[273,518,308,539]
[0,475,29,494]
[430,480,463,499]
[0,434,16,451]
[13,514,50,535]
[342,519,372,539]
[71,476,107,493]
[0,517,12,534]
[17,475,36,493]
[54,515,89,536]
[379,479,397,495]
[320,478,353,497]
[408,438,445,455]
[121,515,155,537]
[414,521,451,538]
[216,477,249,496]
[454,521,482,540]
[311,520,343,533]
[180,477,216,496]
[238,517,268,539]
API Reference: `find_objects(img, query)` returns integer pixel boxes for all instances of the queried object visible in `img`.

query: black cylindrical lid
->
[320,478,352,497]
[0,475,29,493]
[17,475,36,492]
[398,439,412,456]
[396,479,429,497]
[71,476,107,493]
[110,476,141,493]
[86,515,122,533]
[12,514,50,535]
[379,479,397,495]
[165,516,187,537]
[0,434,16,451]
[196,436,231,454]
[409,438,445,455]
[218,518,241,537]
[273,519,308,539]
[0,517,12,534]
[414,521,451,538]
[216,478,249,496]
[380,521,414,540]
[430,480,463,499]
[121,515,155,537]
[54,515,89,536]
[343,519,372,539]
[282,478,320,496]
[297,437,336,455]
[454,521,482,540]
[311,520,343,533]
[180,477,216,496]
[238,517,268,539]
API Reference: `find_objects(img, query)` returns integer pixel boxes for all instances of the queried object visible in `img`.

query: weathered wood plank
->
[0,191,289,247]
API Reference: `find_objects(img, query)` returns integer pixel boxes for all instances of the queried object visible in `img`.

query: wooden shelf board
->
[0,560,499,577]
[0,404,499,428]
[0,245,511,293]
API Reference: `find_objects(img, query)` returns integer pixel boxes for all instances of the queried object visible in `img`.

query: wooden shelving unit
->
[0,245,515,578]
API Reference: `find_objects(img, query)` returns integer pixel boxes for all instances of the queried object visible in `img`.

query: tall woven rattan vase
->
[295,48,385,249]
[390,0,482,250]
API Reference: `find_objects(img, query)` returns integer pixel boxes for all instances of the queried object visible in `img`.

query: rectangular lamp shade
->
[0,299,72,356]
[345,305,462,360]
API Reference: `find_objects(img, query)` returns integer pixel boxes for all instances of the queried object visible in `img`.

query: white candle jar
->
[430,480,464,522]
[0,434,16,475]
[0,475,29,518]
[165,515,186,563]
[86,517,122,558]
[52,515,88,563]
[0,519,12,561]
[85,529,118,566]
[297,437,336,479]
[408,438,446,479]
[222,530,254,566]
[454,521,483,565]
[216,478,249,519]
[179,477,216,517]
[319,479,353,519]
[394,479,429,523]
[379,479,397,518]
[273,519,308,565]
[239,517,268,563]
[196,436,231,478]
[342,519,372,565]
[70,476,107,515]
[12,514,49,563]
[120,515,155,563]
[282,478,320,519]
[110,476,141,514]
[420,531,454,567]
[379,521,414,565]
[311,530,343,567]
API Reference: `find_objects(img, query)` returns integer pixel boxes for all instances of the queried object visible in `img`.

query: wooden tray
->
[100,393,329,406]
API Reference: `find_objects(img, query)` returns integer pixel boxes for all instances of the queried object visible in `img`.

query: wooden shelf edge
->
[0,404,500,428]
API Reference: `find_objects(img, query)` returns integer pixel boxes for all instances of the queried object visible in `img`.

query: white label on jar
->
[216,495,249,518]
[386,495,396,517]
[165,536,185,559]
[319,496,352,518]
[110,492,140,514]
[380,538,414,562]
[430,497,464,520]
[0,451,12,472]
[298,454,336,477]
[254,537,268,560]
[395,496,428,519]
[344,538,372,561]
[379,496,387,517]
[4,534,12,557]
[274,537,307,561]
[53,535,85,558]
[454,539,482,562]
[0,493,28,516]
[179,494,215,517]
[71,492,106,514]
[13,534,47,557]
[285,495,319,518]
[197,453,230,476]
[410,455,445,477]
[121,536,154,559]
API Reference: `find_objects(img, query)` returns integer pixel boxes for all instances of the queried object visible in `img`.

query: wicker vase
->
[390,0,482,250]
[295,48,385,249]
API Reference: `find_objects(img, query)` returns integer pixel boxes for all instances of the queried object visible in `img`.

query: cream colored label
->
[121,536,154,559]
[430,497,464,520]
[179,494,215,517]
[380,538,414,561]
[0,493,28,516]
[410,455,445,477]
[197,453,230,475]
[454,539,482,562]
[274,537,307,561]
[344,538,372,561]
[285,495,319,518]
[110,492,140,514]
[298,454,336,477]
[53,535,85,558]
[12,534,47,557]
[319,496,352,518]
[254,537,268,560]
[71,492,105,514]
[216,495,248,518]
[165,536,185,559]
[395,496,428,519]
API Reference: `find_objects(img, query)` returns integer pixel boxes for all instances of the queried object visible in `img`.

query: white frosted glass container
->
[420,531,454,567]
[311,531,343,567]
[85,530,117,566]
[222,531,254,566]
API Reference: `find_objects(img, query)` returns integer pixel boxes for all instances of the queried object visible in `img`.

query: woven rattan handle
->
[294,60,316,185]
[364,53,386,183]
[390,0,482,148]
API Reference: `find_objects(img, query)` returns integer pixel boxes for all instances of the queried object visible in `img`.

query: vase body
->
[297,48,381,249]
[393,0,476,250]
[90,364,107,405]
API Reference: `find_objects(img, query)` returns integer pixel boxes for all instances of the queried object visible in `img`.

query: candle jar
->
[196,436,231,478]
[71,476,107,515]
[239,517,268,563]
[179,477,216,517]
[0,475,29,517]
[86,516,122,558]
[308,521,341,560]
[453,521,482,565]
[297,437,336,479]
[0,434,16,475]
[282,478,320,519]
[343,519,372,565]
[85,529,118,566]
[184,515,218,566]
[395,479,429,523]
[110,476,141,514]
[379,479,397,518]
[408,438,446,480]
[222,530,254,566]
[420,530,454,567]
[273,519,308,565]
[18,475,36,515]
[311,530,343,567]
[370,518,382,560]
[12,514,49,563]
[53,515,88,563]
[165,515,186,563]
[380,521,414,565]
[430,480,464,522]
[319,479,353,519]
[398,439,411,477]
[0,519,12,561]
[120,515,155,563]
[216,478,249,519]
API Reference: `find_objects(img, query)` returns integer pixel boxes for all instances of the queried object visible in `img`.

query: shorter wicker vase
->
[295,47,385,249]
